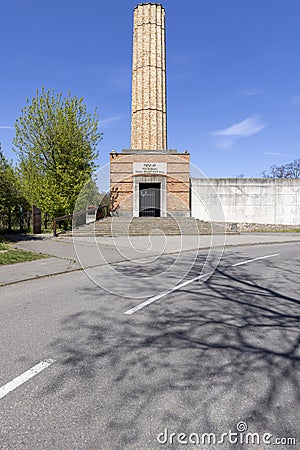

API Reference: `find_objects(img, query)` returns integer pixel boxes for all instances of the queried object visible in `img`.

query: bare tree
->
[262,158,300,178]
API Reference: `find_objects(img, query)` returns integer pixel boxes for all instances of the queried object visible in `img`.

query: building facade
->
[109,3,300,226]
[110,3,190,218]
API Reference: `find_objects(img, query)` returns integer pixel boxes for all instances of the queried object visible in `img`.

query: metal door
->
[139,183,160,217]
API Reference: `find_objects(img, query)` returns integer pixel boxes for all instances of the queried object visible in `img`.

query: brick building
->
[110,3,190,218]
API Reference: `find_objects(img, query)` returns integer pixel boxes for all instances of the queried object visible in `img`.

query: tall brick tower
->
[131,3,167,150]
[110,3,190,218]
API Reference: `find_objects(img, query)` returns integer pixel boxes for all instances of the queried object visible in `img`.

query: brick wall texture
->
[110,152,190,213]
[131,3,167,150]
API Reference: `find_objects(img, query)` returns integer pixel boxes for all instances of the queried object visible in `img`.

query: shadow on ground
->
[1,233,45,243]
[44,252,300,449]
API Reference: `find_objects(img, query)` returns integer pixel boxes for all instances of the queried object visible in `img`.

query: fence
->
[53,204,109,236]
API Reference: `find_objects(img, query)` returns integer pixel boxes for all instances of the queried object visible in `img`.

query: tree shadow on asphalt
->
[2,233,44,243]
[43,252,300,448]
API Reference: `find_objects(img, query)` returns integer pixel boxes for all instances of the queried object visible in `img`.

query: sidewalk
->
[1,232,299,286]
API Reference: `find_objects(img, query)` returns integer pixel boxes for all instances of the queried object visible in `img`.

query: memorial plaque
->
[133,162,167,175]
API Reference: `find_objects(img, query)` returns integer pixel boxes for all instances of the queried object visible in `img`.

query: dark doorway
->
[139,183,161,217]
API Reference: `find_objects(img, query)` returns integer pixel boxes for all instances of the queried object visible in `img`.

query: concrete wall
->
[191,178,300,225]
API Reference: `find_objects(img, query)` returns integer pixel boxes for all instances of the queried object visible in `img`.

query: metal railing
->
[53,205,110,237]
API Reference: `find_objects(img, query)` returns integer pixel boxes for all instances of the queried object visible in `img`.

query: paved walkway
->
[1,232,299,286]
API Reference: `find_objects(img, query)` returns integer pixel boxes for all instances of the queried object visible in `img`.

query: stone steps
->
[69,217,227,236]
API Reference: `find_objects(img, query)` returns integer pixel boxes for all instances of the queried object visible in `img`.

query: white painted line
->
[232,253,279,267]
[124,271,214,315]
[0,359,55,400]
[125,253,280,315]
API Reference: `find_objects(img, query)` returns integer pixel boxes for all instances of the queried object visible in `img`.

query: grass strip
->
[0,240,49,265]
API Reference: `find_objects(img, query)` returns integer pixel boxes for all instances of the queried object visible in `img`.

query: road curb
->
[0,238,299,287]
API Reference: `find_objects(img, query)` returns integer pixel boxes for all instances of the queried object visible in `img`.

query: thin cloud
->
[0,125,14,130]
[99,116,126,128]
[213,88,264,106]
[212,115,266,149]
[264,152,289,156]
[213,116,266,138]
[215,138,236,149]
[240,88,264,97]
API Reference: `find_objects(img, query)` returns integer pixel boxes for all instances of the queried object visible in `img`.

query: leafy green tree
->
[74,178,102,212]
[0,145,29,231]
[13,87,102,218]
[262,158,300,178]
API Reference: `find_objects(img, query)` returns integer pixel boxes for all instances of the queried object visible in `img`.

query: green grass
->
[0,239,49,265]
[0,241,7,251]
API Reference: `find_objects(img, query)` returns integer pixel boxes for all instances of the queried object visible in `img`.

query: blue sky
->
[1,0,300,177]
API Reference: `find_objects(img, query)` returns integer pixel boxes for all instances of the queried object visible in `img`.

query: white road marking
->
[232,253,279,267]
[125,252,281,315]
[0,359,55,400]
[124,271,214,315]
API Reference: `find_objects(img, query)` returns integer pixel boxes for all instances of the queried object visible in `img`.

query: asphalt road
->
[0,242,299,450]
